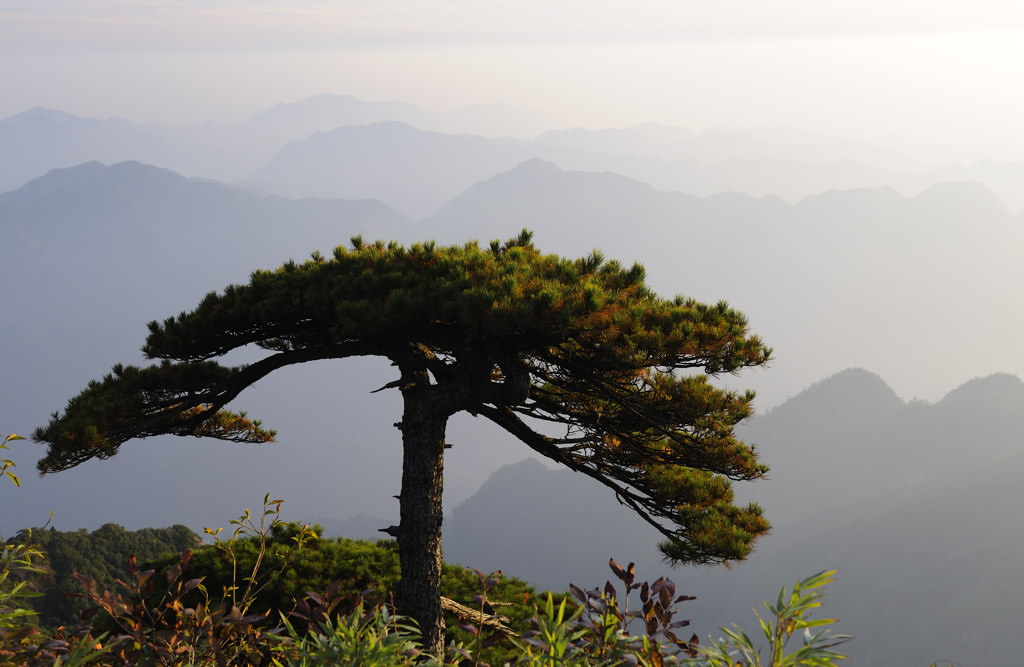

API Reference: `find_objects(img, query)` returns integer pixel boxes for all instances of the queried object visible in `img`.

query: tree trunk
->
[396,388,448,658]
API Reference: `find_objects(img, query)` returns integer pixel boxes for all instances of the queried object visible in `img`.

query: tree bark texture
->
[396,388,448,658]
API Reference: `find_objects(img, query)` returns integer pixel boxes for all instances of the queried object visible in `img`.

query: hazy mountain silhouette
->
[424,157,787,283]
[0,108,277,189]
[0,160,550,539]
[938,371,1024,410]
[534,151,901,203]
[0,97,552,194]
[443,457,657,590]
[3,160,409,283]
[445,369,912,586]
[0,161,430,539]
[239,95,426,141]
[928,160,1024,214]
[444,369,1024,666]
[5,158,1020,538]
[242,117,1024,215]
[534,124,697,159]
[243,122,918,215]
[535,124,925,172]
[240,93,558,141]
[246,121,537,218]
[10,100,1024,218]
[757,368,904,439]
[424,159,1024,410]
[531,124,934,201]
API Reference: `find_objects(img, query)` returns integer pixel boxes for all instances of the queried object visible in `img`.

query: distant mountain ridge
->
[535,123,925,171]
[758,368,903,432]
[10,96,1024,216]
[2,160,409,260]
[6,155,1021,417]
[939,372,1024,407]
[239,93,558,140]
[0,160,532,544]
[246,121,537,219]
[242,122,946,215]
[444,368,1024,666]
[0,108,249,190]
[0,95,556,194]
[7,107,81,123]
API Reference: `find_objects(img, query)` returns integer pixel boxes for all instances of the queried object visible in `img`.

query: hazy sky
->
[4,1,1024,152]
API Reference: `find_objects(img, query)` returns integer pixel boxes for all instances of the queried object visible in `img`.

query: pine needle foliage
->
[34,230,772,654]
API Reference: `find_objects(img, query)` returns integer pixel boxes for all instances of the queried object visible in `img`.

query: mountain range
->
[443,368,1024,666]
[3,93,1023,665]
[6,156,1021,427]
[9,94,1024,217]
[3,155,1021,542]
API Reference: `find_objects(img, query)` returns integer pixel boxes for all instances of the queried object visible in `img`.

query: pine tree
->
[34,231,772,655]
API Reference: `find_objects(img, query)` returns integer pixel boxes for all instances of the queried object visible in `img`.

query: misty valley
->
[3,94,1022,666]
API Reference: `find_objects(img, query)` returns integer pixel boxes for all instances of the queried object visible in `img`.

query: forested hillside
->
[6,524,199,627]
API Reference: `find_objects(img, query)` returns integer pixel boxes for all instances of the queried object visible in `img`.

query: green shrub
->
[144,510,550,665]
[0,433,46,663]
[273,602,450,667]
[2,489,855,666]
[686,570,850,667]
[510,559,699,666]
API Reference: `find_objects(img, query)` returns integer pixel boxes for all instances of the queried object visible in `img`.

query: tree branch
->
[474,404,681,544]
[174,340,382,429]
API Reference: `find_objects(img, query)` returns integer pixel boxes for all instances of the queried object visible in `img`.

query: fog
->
[3,4,1024,664]
[4,2,1024,154]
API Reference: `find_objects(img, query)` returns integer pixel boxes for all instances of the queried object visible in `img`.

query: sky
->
[4,1,1024,156]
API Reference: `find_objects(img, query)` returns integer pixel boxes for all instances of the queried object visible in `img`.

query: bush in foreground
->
[0,492,849,666]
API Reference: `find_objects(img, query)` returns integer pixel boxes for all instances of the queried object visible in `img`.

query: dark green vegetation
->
[0,486,713,665]
[6,523,199,628]
[0,505,849,666]
[34,232,771,655]
[141,526,548,666]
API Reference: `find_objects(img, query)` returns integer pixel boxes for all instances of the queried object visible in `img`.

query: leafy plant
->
[72,548,276,665]
[443,568,524,666]
[65,496,318,665]
[203,494,319,616]
[145,524,547,662]
[273,601,450,667]
[0,530,46,632]
[687,570,850,667]
[514,592,591,666]
[0,434,25,487]
[514,559,699,666]
[1,432,105,667]
[10,627,110,667]
[0,433,48,665]
[148,531,400,619]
